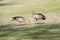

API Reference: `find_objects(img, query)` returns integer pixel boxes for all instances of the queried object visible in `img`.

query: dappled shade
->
[0,23,60,40]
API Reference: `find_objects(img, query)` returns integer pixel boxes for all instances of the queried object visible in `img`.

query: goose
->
[32,11,46,24]
[12,16,31,26]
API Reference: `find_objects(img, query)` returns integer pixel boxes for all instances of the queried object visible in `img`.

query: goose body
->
[12,16,26,23]
[12,16,31,26]
[32,11,46,21]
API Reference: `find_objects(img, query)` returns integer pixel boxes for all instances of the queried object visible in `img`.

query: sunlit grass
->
[0,0,60,40]
[0,0,60,17]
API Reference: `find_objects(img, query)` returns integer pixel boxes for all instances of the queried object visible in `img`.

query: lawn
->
[0,22,60,40]
[0,0,60,40]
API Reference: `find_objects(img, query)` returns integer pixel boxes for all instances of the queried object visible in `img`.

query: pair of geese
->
[12,11,46,26]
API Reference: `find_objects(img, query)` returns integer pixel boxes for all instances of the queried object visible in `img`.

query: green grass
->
[0,23,60,40]
[0,0,60,16]
[0,0,60,24]
[0,0,60,40]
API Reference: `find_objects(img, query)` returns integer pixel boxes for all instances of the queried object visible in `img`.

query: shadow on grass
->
[0,23,60,39]
[0,0,3,1]
[0,3,14,6]
[0,0,14,6]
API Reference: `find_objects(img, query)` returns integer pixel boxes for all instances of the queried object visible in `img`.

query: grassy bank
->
[0,0,60,40]
[0,23,60,40]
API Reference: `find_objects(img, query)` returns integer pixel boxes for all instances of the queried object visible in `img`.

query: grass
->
[0,0,60,40]
[0,0,60,16]
[0,22,60,40]
[0,0,60,24]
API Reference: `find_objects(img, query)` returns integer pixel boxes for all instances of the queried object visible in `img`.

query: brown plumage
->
[12,16,26,23]
[12,16,31,25]
[32,11,46,21]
